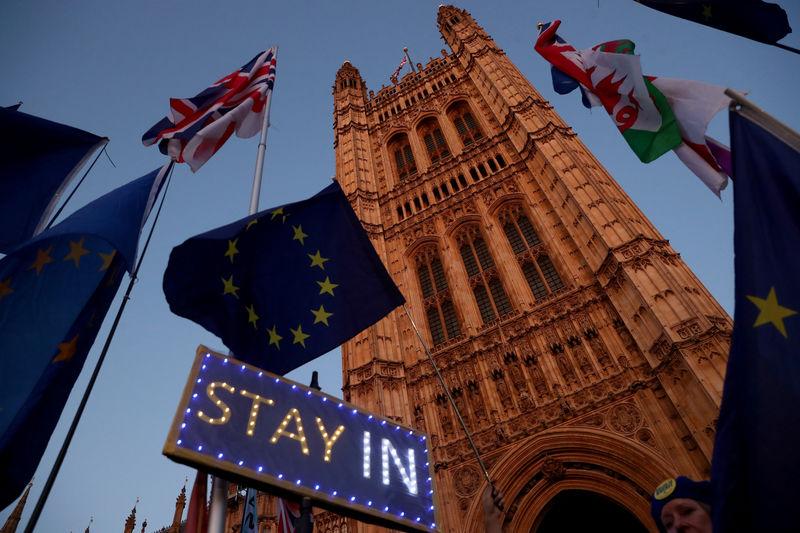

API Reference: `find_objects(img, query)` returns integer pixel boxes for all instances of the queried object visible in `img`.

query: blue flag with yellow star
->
[0,164,169,509]
[163,180,404,375]
[711,106,800,532]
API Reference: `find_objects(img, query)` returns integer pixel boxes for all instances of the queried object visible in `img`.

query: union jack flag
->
[142,47,277,172]
[276,497,302,533]
[390,56,408,83]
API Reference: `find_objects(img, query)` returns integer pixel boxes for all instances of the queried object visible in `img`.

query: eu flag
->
[0,107,108,252]
[163,181,405,375]
[711,107,800,532]
[635,0,791,45]
[0,164,169,508]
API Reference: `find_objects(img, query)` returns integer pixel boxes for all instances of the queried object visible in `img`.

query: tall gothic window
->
[456,225,512,323]
[447,101,483,147]
[415,246,461,346]
[388,133,417,181]
[416,117,450,165]
[499,205,564,300]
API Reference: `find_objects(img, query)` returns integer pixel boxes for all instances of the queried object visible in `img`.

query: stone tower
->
[330,5,730,532]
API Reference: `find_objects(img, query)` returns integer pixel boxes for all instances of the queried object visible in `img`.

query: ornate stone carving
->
[541,456,565,481]
[635,428,657,448]
[674,318,703,340]
[453,465,482,497]
[608,403,643,435]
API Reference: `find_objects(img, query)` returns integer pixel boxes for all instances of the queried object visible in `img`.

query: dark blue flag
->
[635,0,791,44]
[0,164,169,508]
[711,107,800,532]
[163,181,405,375]
[0,107,108,252]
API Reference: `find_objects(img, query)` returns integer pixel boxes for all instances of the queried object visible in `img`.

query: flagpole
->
[725,88,800,146]
[249,46,277,216]
[24,162,175,533]
[402,304,492,484]
[403,47,416,72]
[208,46,278,533]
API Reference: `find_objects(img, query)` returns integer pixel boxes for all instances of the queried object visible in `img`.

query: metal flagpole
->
[248,87,275,215]
[402,304,492,484]
[403,47,416,72]
[207,45,278,533]
[24,162,175,533]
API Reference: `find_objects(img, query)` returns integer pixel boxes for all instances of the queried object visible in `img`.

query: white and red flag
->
[184,470,208,533]
[390,56,408,83]
[276,498,301,533]
[535,21,731,196]
[142,47,277,172]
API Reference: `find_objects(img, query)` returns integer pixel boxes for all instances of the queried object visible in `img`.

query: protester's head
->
[650,476,712,533]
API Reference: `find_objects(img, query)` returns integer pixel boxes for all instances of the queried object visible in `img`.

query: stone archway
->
[460,427,672,532]
[534,489,649,533]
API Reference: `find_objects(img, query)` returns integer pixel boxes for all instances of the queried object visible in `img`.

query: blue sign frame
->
[163,346,440,532]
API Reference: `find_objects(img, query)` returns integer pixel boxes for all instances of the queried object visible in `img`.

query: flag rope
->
[43,141,109,232]
[23,161,175,533]
[403,304,493,485]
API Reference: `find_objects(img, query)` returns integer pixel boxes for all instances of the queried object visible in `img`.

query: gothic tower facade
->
[331,5,730,532]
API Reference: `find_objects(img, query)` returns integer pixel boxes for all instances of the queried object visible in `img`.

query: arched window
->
[416,117,450,165]
[387,133,417,181]
[499,205,564,300]
[447,101,483,147]
[455,225,512,323]
[415,246,461,346]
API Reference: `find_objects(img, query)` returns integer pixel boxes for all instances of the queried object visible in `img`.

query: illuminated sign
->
[163,346,440,532]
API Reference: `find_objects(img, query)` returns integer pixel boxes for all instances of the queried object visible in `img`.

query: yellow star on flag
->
[267,325,283,349]
[702,5,712,21]
[317,276,338,296]
[64,237,90,268]
[53,334,80,362]
[28,246,54,275]
[0,278,13,302]
[308,250,329,270]
[246,304,259,329]
[291,324,310,347]
[270,207,288,223]
[98,249,117,271]
[246,219,258,231]
[222,275,240,299]
[293,225,308,245]
[747,286,797,338]
[225,238,239,263]
[311,305,333,326]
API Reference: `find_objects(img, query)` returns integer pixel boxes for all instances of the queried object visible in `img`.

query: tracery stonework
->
[321,4,732,533]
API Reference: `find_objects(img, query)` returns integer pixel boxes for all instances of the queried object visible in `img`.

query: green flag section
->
[535,24,682,163]
[621,74,681,163]
[535,20,731,196]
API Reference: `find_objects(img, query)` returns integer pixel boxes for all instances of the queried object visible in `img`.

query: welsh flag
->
[535,21,681,163]
[535,21,730,196]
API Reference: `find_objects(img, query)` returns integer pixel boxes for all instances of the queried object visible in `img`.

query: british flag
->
[389,56,407,83]
[142,47,277,172]
[276,497,301,533]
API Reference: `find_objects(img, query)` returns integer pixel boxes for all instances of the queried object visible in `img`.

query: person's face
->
[660,498,712,533]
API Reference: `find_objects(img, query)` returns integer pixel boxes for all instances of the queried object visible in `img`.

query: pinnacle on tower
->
[0,482,32,533]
